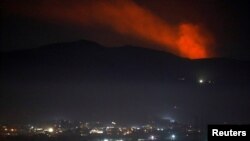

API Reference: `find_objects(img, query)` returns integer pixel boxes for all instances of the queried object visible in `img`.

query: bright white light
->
[199,79,204,84]
[149,135,155,140]
[103,139,109,141]
[48,128,54,133]
[171,134,176,140]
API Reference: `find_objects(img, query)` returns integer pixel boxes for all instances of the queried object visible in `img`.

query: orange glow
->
[3,0,214,59]
[177,24,212,59]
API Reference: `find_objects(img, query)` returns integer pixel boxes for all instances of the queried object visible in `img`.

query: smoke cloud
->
[3,0,214,59]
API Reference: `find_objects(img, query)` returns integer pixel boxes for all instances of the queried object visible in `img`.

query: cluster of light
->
[157,128,164,131]
[198,78,214,84]
[103,139,123,141]
[44,127,54,133]
[2,128,16,132]
[131,126,140,131]
[90,129,104,134]
[122,131,132,135]
[35,128,43,131]
[106,126,114,129]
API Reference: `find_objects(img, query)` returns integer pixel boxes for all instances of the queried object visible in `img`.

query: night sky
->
[1,0,250,124]
[1,0,250,59]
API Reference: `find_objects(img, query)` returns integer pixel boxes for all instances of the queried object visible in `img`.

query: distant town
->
[0,119,204,141]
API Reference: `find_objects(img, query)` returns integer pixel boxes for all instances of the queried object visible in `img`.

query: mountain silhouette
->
[1,39,250,124]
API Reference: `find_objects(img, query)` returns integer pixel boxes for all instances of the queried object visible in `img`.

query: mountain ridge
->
[1,39,249,64]
[1,39,250,123]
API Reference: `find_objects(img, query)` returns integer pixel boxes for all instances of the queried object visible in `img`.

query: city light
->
[48,128,54,133]
[0,120,202,139]
[149,135,156,140]
[199,79,204,84]
[90,129,104,134]
[171,134,176,140]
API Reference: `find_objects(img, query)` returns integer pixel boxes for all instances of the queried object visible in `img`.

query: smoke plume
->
[3,0,214,59]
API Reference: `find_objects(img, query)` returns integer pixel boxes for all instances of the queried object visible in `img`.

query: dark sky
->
[0,0,250,125]
[1,0,250,59]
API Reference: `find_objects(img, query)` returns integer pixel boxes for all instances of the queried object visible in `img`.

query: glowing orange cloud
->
[3,0,214,59]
